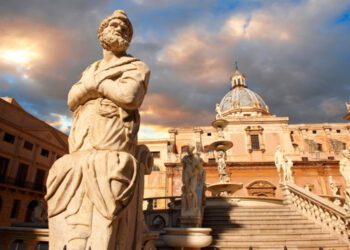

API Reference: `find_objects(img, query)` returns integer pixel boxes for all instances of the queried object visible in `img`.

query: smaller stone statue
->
[339,150,350,207]
[328,176,340,196]
[181,145,205,227]
[274,145,285,183]
[340,150,350,186]
[275,146,294,184]
[216,150,229,183]
[284,157,294,183]
[215,103,223,119]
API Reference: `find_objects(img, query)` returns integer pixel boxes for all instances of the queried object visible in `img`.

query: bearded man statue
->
[45,10,151,250]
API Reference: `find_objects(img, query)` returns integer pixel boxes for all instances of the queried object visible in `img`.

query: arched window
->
[25,200,38,222]
[246,180,276,197]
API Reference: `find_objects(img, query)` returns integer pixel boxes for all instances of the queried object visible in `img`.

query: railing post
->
[147,198,154,211]
[280,184,292,205]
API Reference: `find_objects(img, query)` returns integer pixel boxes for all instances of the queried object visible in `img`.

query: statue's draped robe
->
[45,55,150,250]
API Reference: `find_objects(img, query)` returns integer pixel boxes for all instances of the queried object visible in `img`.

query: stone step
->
[214,232,339,241]
[204,244,349,250]
[206,206,291,212]
[204,215,305,221]
[211,238,342,246]
[204,210,300,216]
[204,218,311,225]
[210,227,324,235]
[203,223,319,230]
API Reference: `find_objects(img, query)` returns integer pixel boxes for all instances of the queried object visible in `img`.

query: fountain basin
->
[207,182,243,197]
[161,227,212,249]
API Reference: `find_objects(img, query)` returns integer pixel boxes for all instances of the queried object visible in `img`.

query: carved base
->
[180,215,202,228]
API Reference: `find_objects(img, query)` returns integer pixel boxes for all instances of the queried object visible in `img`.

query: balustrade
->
[282,183,350,242]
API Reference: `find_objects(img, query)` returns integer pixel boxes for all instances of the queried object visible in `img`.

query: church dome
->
[216,64,270,118]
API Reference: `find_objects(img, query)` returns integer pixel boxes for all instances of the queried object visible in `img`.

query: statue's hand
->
[82,66,98,92]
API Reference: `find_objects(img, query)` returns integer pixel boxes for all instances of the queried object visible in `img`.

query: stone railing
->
[281,183,350,242]
[143,196,181,211]
[143,196,181,231]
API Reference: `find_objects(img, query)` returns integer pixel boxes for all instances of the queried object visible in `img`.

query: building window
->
[3,132,15,144]
[316,143,323,152]
[250,135,260,150]
[34,169,46,191]
[0,156,10,183]
[40,148,49,157]
[151,151,160,158]
[10,199,21,218]
[343,143,347,150]
[207,133,212,136]
[337,129,341,133]
[15,163,29,187]
[312,130,317,134]
[245,126,265,153]
[23,141,33,151]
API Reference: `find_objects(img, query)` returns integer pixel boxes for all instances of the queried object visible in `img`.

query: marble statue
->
[181,146,204,209]
[339,149,350,207]
[45,10,151,250]
[328,176,340,196]
[216,150,229,183]
[284,157,294,183]
[215,103,223,119]
[181,145,205,227]
[274,145,284,183]
[340,150,350,186]
[275,146,294,183]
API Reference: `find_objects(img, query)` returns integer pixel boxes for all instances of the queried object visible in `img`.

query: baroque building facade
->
[0,97,68,226]
[141,66,350,203]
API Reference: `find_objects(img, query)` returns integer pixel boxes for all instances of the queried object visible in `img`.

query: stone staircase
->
[203,203,350,250]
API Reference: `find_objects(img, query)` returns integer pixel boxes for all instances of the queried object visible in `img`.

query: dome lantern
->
[230,62,247,89]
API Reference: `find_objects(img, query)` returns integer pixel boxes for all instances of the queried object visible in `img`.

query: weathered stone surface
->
[45,10,150,250]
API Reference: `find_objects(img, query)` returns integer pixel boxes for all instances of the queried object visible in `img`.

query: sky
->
[0,0,349,139]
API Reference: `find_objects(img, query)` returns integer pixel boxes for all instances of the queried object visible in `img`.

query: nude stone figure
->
[274,145,285,183]
[181,146,204,210]
[45,10,150,250]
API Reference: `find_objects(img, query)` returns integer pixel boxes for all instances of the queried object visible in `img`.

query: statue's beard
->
[100,31,129,53]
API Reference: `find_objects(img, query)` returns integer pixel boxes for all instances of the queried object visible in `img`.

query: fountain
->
[206,118,243,197]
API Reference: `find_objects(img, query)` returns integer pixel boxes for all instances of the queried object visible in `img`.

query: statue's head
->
[98,10,133,53]
[187,145,195,155]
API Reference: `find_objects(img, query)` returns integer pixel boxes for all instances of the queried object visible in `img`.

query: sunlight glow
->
[0,48,39,65]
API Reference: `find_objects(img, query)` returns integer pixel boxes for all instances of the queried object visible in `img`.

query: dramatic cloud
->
[0,0,349,139]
